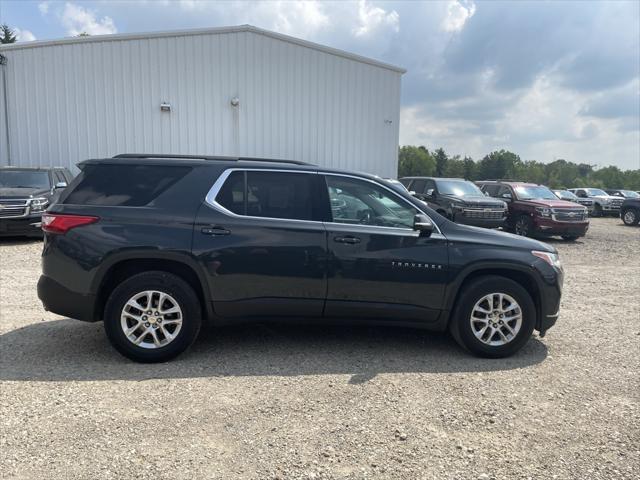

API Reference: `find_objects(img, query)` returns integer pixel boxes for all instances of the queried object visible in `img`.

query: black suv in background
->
[620,198,640,226]
[38,154,563,362]
[399,177,507,228]
[0,166,73,237]
[606,189,640,200]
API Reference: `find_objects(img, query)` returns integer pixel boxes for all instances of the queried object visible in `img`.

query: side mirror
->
[425,188,435,197]
[501,193,512,201]
[413,214,434,237]
[55,181,68,189]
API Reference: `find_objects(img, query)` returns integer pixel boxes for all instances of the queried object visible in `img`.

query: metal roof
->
[0,24,406,74]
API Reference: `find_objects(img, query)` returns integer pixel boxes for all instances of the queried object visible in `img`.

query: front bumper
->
[454,215,506,229]
[536,266,563,336]
[533,218,589,237]
[37,275,98,322]
[0,214,43,237]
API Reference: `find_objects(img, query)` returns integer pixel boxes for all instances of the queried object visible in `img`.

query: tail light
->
[41,213,99,234]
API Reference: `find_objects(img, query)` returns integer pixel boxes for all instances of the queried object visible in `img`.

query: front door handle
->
[334,235,361,244]
[201,226,230,236]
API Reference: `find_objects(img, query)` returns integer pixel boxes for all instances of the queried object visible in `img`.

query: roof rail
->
[113,153,312,166]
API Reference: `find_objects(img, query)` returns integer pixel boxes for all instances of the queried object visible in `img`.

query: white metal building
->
[0,25,404,177]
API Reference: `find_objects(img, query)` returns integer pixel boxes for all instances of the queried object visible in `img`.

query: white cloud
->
[38,2,49,15]
[60,2,118,36]
[352,0,399,37]
[442,0,476,33]
[15,28,37,42]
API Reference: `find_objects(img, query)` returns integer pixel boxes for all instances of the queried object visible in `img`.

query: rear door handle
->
[201,226,230,236]
[334,235,361,244]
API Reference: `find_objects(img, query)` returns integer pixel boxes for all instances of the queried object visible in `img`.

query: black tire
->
[622,208,639,226]
[104,271,202,363]
[562,236,578,241]
[514,214,533,237]
[592,203,603,217]
[449,275,536,358]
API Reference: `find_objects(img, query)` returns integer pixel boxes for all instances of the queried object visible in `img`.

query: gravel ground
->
[1,217,638,480]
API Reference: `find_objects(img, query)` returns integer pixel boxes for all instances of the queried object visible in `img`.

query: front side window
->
[215,170,320,221]
[326,175,418,229]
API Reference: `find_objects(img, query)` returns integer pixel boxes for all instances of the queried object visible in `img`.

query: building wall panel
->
[0,28,402,177]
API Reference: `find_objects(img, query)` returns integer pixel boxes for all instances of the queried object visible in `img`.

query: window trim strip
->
[204,168,441,235]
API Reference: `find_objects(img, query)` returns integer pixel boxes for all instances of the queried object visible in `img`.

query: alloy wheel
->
[469,293,523,346]
[515,218,529,236]
[623,210,637,225]
[120,290,183,349]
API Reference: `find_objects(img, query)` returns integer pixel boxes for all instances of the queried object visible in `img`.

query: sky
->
[1,0,639,170]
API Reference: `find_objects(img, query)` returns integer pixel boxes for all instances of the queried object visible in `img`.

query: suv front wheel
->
[622,208,639,226]
[449,276,536,358]
[104,271,202,363]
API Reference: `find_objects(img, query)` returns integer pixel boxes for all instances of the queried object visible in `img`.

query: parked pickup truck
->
[399,177,507,229]
[0,166,73,237]
[567,188,624,217]
[478,181,589,241]
[552,189,594,214]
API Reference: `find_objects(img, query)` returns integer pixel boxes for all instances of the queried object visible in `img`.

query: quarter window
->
[326,176,418,229]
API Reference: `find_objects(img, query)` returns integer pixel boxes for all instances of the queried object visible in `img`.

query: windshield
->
[0,171,50,189]
[436,180,483,197]
[587,188,608,196]
[555,190,577,200]
[514,185,558,200]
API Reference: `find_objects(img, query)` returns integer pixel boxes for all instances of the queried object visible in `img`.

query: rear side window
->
[215,170,322,221]
[64,164,191,206]
[410,179,427,193]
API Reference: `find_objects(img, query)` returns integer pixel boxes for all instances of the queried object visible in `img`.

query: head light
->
[30,197,49,212]
[535,206,551,217]
[532,250,562,270]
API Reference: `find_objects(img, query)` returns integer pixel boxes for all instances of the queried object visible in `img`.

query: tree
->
[476,150,521,180]
[434,148,448,176]
[398,146,436,177]
[0,24,17,44]
[77,32,90,37]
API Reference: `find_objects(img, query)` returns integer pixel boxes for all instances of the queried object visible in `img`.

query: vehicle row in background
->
[567,188,624,217]
[399,177,507,229]
[0,167,74,237]
[477,181,589,241]
[552,189,595,214]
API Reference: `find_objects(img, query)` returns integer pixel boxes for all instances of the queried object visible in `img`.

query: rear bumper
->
[0,215,43,237]
[533,218,589,237]
[37,275,98,322]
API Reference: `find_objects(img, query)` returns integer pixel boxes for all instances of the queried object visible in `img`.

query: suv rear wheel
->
[104,271,202,362]
[449,276,536,358]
